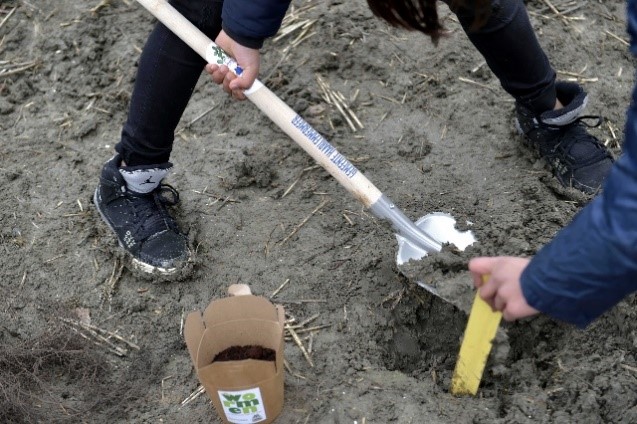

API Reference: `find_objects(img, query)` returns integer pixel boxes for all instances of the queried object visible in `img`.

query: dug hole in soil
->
[1,0,636,423]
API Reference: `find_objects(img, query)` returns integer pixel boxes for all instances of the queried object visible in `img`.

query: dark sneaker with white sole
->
[94,155,190,274]
[515,82,614,194]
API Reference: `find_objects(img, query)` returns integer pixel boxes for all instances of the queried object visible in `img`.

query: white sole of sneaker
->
[131,257,177,275]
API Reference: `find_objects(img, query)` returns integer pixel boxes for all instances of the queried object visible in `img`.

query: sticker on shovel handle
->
[219,388,267,423]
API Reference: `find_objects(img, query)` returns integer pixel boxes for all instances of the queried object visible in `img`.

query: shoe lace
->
[128,184,180,242]
[542,115,611,169]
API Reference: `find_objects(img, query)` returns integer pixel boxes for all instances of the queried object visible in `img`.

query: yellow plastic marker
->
[450,275,502,396]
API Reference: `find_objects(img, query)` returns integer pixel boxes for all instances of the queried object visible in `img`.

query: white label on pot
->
[218,388,267,423]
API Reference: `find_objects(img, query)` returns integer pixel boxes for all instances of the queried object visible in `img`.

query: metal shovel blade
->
[396,212,476,296]
[396,212,476,266]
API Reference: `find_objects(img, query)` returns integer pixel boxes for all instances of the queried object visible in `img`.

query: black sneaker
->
[515,82,614,194]
[94,155,190,274]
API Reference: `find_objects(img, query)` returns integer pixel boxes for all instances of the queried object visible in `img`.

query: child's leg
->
[95,1,223,275]
[446,0,556,114]
[445,0,613,194]
[116,0,223,166]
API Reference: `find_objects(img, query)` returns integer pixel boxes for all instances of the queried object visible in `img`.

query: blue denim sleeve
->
[519,33,637,327]
[221,0,292,48]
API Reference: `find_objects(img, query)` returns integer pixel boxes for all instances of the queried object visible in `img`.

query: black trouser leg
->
[115,0,222,166]
[445,0,557,114]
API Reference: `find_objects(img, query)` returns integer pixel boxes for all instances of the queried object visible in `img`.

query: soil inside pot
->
[213,345,276,362]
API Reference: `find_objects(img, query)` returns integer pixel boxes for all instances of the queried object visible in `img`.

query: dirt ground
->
[1,0,637,422]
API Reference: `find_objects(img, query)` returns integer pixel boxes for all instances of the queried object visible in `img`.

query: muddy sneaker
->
[515,82,614,194]
[93,155,190,274]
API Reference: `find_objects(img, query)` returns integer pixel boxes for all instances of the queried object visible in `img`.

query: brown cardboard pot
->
[184,284,285,424]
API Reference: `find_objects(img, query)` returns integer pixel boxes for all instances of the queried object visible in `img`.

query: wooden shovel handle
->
[135,0,383,208]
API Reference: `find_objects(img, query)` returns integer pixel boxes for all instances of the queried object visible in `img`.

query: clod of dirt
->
[224,155,277,189]
[397,127,433,162]
[398,247,474,312]
[0,97,14,114]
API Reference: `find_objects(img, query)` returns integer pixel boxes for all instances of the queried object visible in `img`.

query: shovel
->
[134,0,475,263]
[134,0,502,398]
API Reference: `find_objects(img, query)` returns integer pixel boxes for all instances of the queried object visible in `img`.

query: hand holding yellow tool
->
[450,275,502,396]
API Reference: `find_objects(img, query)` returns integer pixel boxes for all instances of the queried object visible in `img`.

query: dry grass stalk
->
[60,18,82,28]
[458,76,498,94]
[176,104,217,134]
[381,288,405,310]
[102,259,125,311]
[604,30,629,47]
[285,324,314,367]
[275,3,318,47]
[556,69,598,83]
[336,91,364,128]
[276,20,309,41]
[62,211,90,218]
[284,358,307,380]
[282,22,317,53]
[279,197,330,245]
[277,299,327,304]
[217,195,232,210]
[86,322,140,350]
[342,212,355,226]
[0,6,17,29]
[604,120,621,150]
[373,110,390,131]
[539,0,584,24]
[191,188,239,207]
[0,60,38,79]
[283,311,331,369]
[290,313,320,329]
[281,165,320,198]
[307,332,314,354]
[161,375,173,401]
[316,74,364,132]
[621,364,637,374]
[90,0,111,14]
[373,93,401,105]
[270,278,290,298]
[64,324,126,357]
[44,254,64,263]
[293,324,332,335]
[541,0,565,17]
[471,61,486,73]
[607,120,617,140]
[181,385,205,407]
[59,317,140,357]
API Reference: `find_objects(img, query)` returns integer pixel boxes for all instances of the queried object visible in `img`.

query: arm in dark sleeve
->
[520,0,637,328]
[222,0,292,48]
[519,103,637,328]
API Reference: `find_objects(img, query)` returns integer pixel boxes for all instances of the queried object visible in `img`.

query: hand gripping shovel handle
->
[134,0,441,253]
